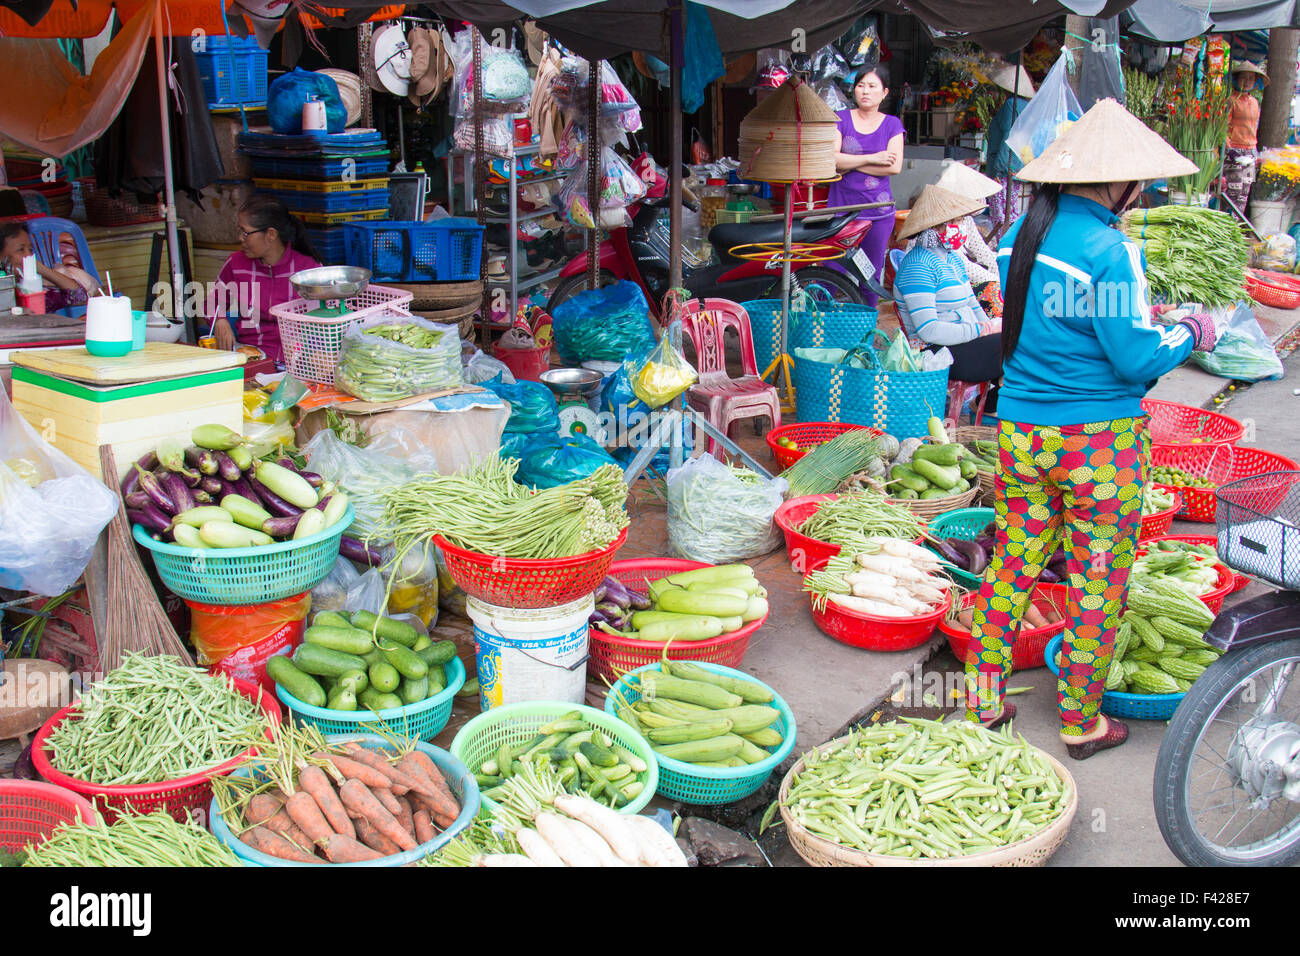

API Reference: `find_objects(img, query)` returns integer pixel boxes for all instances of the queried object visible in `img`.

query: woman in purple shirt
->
[831,65,905,306]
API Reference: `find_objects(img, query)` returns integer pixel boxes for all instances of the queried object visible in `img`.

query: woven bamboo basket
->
[408,298,479,339]
[778,739,1077,867]
[954,424,998,504]
[388,279,483,309]
[738,78,838,183]
[890,485,979,518]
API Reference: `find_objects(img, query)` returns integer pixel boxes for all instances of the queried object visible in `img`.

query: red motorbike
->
[545,195,890,314]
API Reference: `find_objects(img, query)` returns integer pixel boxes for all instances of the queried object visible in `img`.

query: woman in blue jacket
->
[964,99,1218,760]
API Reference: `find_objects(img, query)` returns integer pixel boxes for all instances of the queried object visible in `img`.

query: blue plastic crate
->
[195,36,268,108]
[343,218,484,282]
[248,155,389,180]
[265,187,389,213]
[305,227,348,265]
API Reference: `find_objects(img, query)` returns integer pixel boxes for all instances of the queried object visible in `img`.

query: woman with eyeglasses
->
[207,195,321,363]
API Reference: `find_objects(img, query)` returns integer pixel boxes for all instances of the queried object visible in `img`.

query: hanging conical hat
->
[935,162,1002,201]
[991,63,1035,98]
[1016,98,1198,184]
[896,185,987,240]
[744,76,838,125]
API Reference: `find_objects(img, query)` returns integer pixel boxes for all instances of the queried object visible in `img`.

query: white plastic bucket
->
[467,595,593,711]
[1248,199,1294,237]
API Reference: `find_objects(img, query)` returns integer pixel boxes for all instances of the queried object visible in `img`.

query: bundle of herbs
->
[1120,206,1249,306]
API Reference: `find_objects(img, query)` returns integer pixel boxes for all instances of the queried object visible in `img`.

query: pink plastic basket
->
[272,284,414,385]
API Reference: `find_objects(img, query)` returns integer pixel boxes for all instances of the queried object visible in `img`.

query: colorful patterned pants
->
[987,177,1024,231]
[964,417,1148,736]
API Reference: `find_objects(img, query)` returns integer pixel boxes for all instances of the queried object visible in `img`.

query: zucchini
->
[665,661,774,703]
[651,734,746,763]
[292,642,368,679]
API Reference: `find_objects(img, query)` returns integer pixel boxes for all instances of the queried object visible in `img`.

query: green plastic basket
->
[927,507,995,588]
[132,504,353,605]
[605,662,797,806]
[449,702,657,814]
[208,733,479,867]
[277,657,465,741]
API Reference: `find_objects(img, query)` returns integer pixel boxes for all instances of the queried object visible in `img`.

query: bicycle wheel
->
[1154,638,1300,866]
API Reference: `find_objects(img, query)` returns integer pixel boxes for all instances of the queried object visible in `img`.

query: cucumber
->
[959,459,979,480]
[337,668,368,694]
[312,611,352,629]
[578,739,619,767]
[425,663,448,697]
[303,625,374,656]
[359,688,403,712]
[412,634,432,652]
[292,642,368,679]
[399,676,429,705]
[368,661,401,693]
[380,641,428,680]
[361,647,385,668]
[350,610,421,648]
[414,640,457,667]
[326,686,358,711]
[266,655,326,707]
[666,661,775,703]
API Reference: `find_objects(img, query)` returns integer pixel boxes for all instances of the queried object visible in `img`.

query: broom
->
[95,444,193,672]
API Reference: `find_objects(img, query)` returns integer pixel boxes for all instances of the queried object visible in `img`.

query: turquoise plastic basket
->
[132,504,353,606]
[792,331,949,440]
[450,702,657,814]
[1044,634,1184,721]
[277,657,465,741]
[208,733,479,866]
[928,507,995,588]
[742,298,878,377]
[605,663,797,806]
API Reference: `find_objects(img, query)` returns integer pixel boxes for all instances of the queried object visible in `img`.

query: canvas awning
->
[1124,0,1300,42]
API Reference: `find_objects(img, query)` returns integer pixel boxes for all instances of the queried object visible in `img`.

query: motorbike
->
[545,195,891,315]
[1153,473,1300,866]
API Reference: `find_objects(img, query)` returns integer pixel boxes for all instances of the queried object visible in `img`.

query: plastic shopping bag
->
[1191,302,1284,382]
[0,389,118,596]
[666,455,787,564]
[517,433,621,489]
[1005,56,1082,170]
[480,379,561,434]
[551,280,656,365]
[302,430,419,538]
[335,316,462,404]
[627,328,698,409]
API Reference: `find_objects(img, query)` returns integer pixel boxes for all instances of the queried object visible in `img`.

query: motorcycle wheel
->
[545,270,619,314]
[779,267,867,306]
[1154,638,1300,866]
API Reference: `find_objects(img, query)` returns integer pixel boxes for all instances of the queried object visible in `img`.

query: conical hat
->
[992,64,1035,97]
[743,76,838,125]
[1016,98,1198,184]
[897,185,986,240]
[935,162,1002,201]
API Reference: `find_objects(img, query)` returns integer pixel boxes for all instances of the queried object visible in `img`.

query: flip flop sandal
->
[1065,716,1129,760]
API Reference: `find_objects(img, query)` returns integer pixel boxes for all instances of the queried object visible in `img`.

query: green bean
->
[797,489,926,552]
[23,810,243,867]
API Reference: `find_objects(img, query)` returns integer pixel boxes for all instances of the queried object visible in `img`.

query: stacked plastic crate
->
[239,129,391,265]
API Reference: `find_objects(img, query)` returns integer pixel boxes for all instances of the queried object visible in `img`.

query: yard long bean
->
[23,810,243,867]
[46,654,266,786]
[765,719,1071,860]
[797,490,925,551]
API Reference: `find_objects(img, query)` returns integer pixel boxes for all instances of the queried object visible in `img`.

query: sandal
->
[978,702,1016,730]
[1065,716,1129,760]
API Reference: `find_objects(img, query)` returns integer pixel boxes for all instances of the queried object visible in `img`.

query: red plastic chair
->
[678,298,782,459]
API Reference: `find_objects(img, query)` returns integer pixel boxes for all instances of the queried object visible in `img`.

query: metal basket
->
[1215,469,1300,591]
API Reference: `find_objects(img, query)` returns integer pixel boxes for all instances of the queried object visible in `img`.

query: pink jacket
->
[208,248,320,364]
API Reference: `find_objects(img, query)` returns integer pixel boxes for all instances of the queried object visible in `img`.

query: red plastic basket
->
[1245,269,1300,310]
[0,780,98,854]
[774,493,927,573]
[764,422,876,471]
[435,528,628,610]
[1143,534,1250,594]
[1149,446,1300,523]
[29,678,282,824]
[1135,546,1235,614]
[810,587,952,651]
[1140,399,1245,451]
[586,558,768,682]
[938,583,1068,669]
[1138,490,1183,540]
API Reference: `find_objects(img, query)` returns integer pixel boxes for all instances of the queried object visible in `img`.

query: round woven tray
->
[388,279,483,308]
[954,424,998,505]
[778,739,1077,867]
[890,485,980,518]
[409,299,479,339]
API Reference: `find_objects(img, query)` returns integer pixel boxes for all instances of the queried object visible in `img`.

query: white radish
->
[855,553,931,580]
[478,854,538,866]
[829,593,909,617]
[554,794,642,865]
[622,814,689,867]
[534,810,600,867]
[516,826,568,867]
[560,813,626,866]
[845,569,898,591]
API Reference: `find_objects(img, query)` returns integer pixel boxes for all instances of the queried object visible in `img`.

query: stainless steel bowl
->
[290,266,372,300]
[540,367,603,398]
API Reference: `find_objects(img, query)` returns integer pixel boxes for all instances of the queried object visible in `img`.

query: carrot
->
[284,790,335,848]
[410,792,457,830]
[372,786,403,817]
[242,826,324,864]
[1024,603,1049,629]
[396,752,460,821]
[313,752,392,790]
[337,778,418,852]
[264,807,312,850]
[298,765,356,840]
[404,749,453,796]
[413,809,435,845]
[342,744,434,797]
[354,816,402,856]
[320,832,384,863]
[394,796,416,841]
[246,793,283,827]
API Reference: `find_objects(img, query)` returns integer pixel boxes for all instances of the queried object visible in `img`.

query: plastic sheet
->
[516,433,621,489]
[551,280,656,365]
[190,592,311,668]
[666,456,787,565]
[268,68,346,134]
[1191,301,1284,382]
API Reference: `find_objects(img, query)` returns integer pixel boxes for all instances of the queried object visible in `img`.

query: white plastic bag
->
[666,456,787,564]
[302,430,419,538]
[1191,301,1284,382]
[0,389,118,596]
[464,348,516,385]
[1005,56,1083,171]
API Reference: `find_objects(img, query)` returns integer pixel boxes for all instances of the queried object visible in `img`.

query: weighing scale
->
[539,367,604,440]
[289,265,373,317]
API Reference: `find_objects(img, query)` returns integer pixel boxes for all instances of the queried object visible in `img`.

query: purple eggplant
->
[932,536,969,569]
[596,601,625,620]
[188,448,220,477]
[314,494,332,512]
[184,446,203,469]
[14,743,37,781]
[162,472,196,514]
[300,471,324,489]
[594,582,609,604]
[200,476,224,496]
[231,474,260,504]
[216,477,241,500]
[214,451,242,483]
[262,514,303,538]
[134,465,177,514]
[339,536,383,567]
[248,474,304,517]
[120,451,159,498]
[602,577,635,609]
[1039,567,1062,584]
[124,490,151,510]
[128,504,171,534]
[182,469,202,488]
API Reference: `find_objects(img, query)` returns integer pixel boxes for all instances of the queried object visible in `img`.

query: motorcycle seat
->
[710,211,858,262]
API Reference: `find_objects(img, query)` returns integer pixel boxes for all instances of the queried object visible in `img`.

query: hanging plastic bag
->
[335,316,463,404]
[453,116,515,157]
[312,556,362,614]
[267,68,346,134]
[1005,56,1083,170]
[600,344,652,418]
[627,330,698,409]
[518,433,621,489]
[0,389,118,596]
[480,378,561,433]
[464,348,516,385]
[551,280,656,365]
[1191,302,1284,382]
[667,456,787,564]
[880,329,922,372]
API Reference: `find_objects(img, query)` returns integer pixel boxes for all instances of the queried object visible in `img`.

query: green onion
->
[782,430,880,498]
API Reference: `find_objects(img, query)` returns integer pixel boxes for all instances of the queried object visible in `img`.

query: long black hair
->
[1001,183,1062,361]
[240,195,319,262]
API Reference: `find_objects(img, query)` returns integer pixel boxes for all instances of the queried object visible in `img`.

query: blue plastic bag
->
[551,280,656,365]
[268,69,346,135]
[481,379,560,434]
[517,433,620,489]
